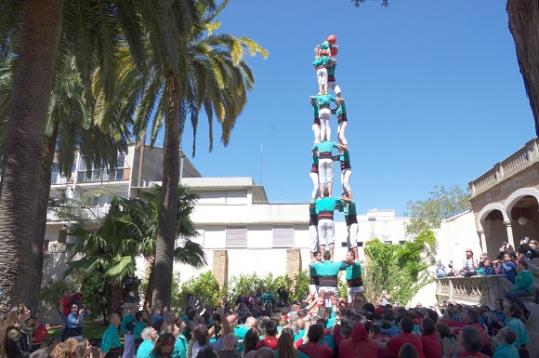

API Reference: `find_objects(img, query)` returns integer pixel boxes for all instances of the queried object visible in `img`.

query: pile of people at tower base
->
[0,286,534,358]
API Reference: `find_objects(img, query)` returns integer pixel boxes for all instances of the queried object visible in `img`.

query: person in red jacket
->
[386,317,424,358]
[420,318,441,358]
[339,322,378,358]
[256,320,278,350]
[457,326,490,358]
[298,324,333,358]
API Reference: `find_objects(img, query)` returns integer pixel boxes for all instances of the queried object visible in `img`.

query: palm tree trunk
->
[110,282,123,316]
[152,72,181,307]
[507,0,539,136]
[0,0,63,314]
[144,254,155,308]
[26,124,59,313]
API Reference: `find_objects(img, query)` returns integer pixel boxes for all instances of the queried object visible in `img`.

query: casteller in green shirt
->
[513,269,534,294]
[100,324,121,355]
[315,197,344,214]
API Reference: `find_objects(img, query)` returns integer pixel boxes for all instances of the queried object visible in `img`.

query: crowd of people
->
[0,244,535,358]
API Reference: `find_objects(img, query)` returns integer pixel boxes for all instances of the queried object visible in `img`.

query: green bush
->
[173,272,222,309]
[364,230,435,306]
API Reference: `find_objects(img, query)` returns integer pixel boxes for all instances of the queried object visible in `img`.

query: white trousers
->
[309,284,320,296]
[309,224,319,253]
[337,121,348,146]
[328,81,342,96]
[318,158,334,187]
[317,68,328,93]
[319,108,331,141]
[347,222,359,249]
[341,168,352,197]
[347,286,364,303]
[312,122,321,144]
[310,172,319,201]
[318,219,335,246]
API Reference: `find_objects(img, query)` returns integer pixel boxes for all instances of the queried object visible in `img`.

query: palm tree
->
[0,0,64,314]
[130,0,266,306]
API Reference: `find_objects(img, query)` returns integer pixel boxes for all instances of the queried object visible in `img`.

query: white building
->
[43,144,412,287]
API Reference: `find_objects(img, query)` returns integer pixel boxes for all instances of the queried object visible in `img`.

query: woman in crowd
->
[150,333,175,358]
[137,327,158,358]
[276,329,296,358]
[1,305,31,358]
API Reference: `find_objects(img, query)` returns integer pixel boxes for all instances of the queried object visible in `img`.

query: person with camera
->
[517,236,539,261]
[61,303,88,341]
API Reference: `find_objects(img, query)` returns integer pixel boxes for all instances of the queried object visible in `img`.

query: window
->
[272,227,294,247]
[357,242,364,247]
[226,227,247,248]
[384,240,392,245]
[399,240,406,245]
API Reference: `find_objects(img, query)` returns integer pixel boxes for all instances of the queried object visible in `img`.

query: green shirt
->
[343,201,356,217]
[136,339,154,358]
[314,260,347,277]
[315,197,343,214]
[336,101,346,116]
[133,321,146,340]
[172,334,188,358]
[493,343,519,358]
[313,141,337,154]
[312,94,336,108]
[506,318,529,348]
[514,270,534,294]
[345,262,362,281]
[234,325,250,351]
[313,56,332,68]
[100,324,121,354]
[120,313,135,334]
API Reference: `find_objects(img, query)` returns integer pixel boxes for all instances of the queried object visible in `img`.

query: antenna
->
[259,144,263,185]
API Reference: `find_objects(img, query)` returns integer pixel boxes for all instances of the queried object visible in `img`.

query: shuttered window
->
[226,227,247,248]
[272,227,294,248]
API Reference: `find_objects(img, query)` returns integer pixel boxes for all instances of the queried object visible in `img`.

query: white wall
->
[435,211,480,269]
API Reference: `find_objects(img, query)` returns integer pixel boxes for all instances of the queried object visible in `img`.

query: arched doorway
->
[509,195,539,245]
[481,210,509,255]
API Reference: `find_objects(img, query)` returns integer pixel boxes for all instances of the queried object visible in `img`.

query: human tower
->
[309,35,358,262]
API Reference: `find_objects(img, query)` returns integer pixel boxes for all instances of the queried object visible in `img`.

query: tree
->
[406,185,470,236]
[119,185,205,308]
[364,230,435,305]
[128,0,266,306]
[0,0,64,314]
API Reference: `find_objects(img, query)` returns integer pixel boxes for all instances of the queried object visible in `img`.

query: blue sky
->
[179,0,534,215]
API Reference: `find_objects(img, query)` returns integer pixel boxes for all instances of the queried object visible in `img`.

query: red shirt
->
[256,336,278,350]
[298,342,333,358]
[387,333,425,358]
[421,334,441,358]
[33,324,48,344]
[339,338,378,358]
[60,296,71,316]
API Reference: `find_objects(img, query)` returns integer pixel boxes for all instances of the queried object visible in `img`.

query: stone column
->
[286,248,302,277]
[213,250,228,288]
[477,231,487,255]
[504,221,516,250]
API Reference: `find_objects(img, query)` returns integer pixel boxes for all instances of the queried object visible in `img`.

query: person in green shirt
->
[100,313,122,358]
[311,100,321,144]
[309,203,319,258]
[341,193,358,259]
[505,260,534,320]
[343,250,364,303]
[330,98,347,145]
[133,311,147,343]
[310,153,319,201]
[314,35,340,96]
[314,194,344,258]
[171,319,187,358]
[137,327,158,358]
[493,327,519,358]
[314,251,348,306]
[310,95,336,143]
[504,303,529,351]
[312,51,332,95]
[308,251,323,296]
[312,140,338,197]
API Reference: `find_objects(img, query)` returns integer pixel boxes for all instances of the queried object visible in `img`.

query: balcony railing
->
[77,167,131,184]
[47,204,110,222]
[436,275,511,305]
[469,138,539,197]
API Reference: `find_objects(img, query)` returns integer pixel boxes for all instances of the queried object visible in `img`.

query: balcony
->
[47,203,110,222]
[435,275,511,305]
[469,138,539,197]
[77,167,131,184]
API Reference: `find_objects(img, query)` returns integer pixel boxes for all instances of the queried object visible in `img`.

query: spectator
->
[420,318,441,358]
[505,260,534,320]
[477,257,495,276]
[1,306,31,358]
[217,334,240,358]
[435,261,447,279]
[171,319,188,358]
[462,308,492,355]
[457,326,489,358]
[517,237,539,260]
[339,322,377,358]
[242,329,259,357]
[59,289,72,319]
[61,304,86,341]
[493,327,519,358]
[256,320,278,350]
[276,328,297,358]
[136,327,157,358]
[27,316,48,352]
[460,249,477,277]
[501,253,517,283]
[298,324,333,358]
[133,311,148,348]
[504,304,529,355]
[150,333,175,358]
[386,317,424,358]
[399,343,420,358]
[191,325,210,358]
[100,313,122,358]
